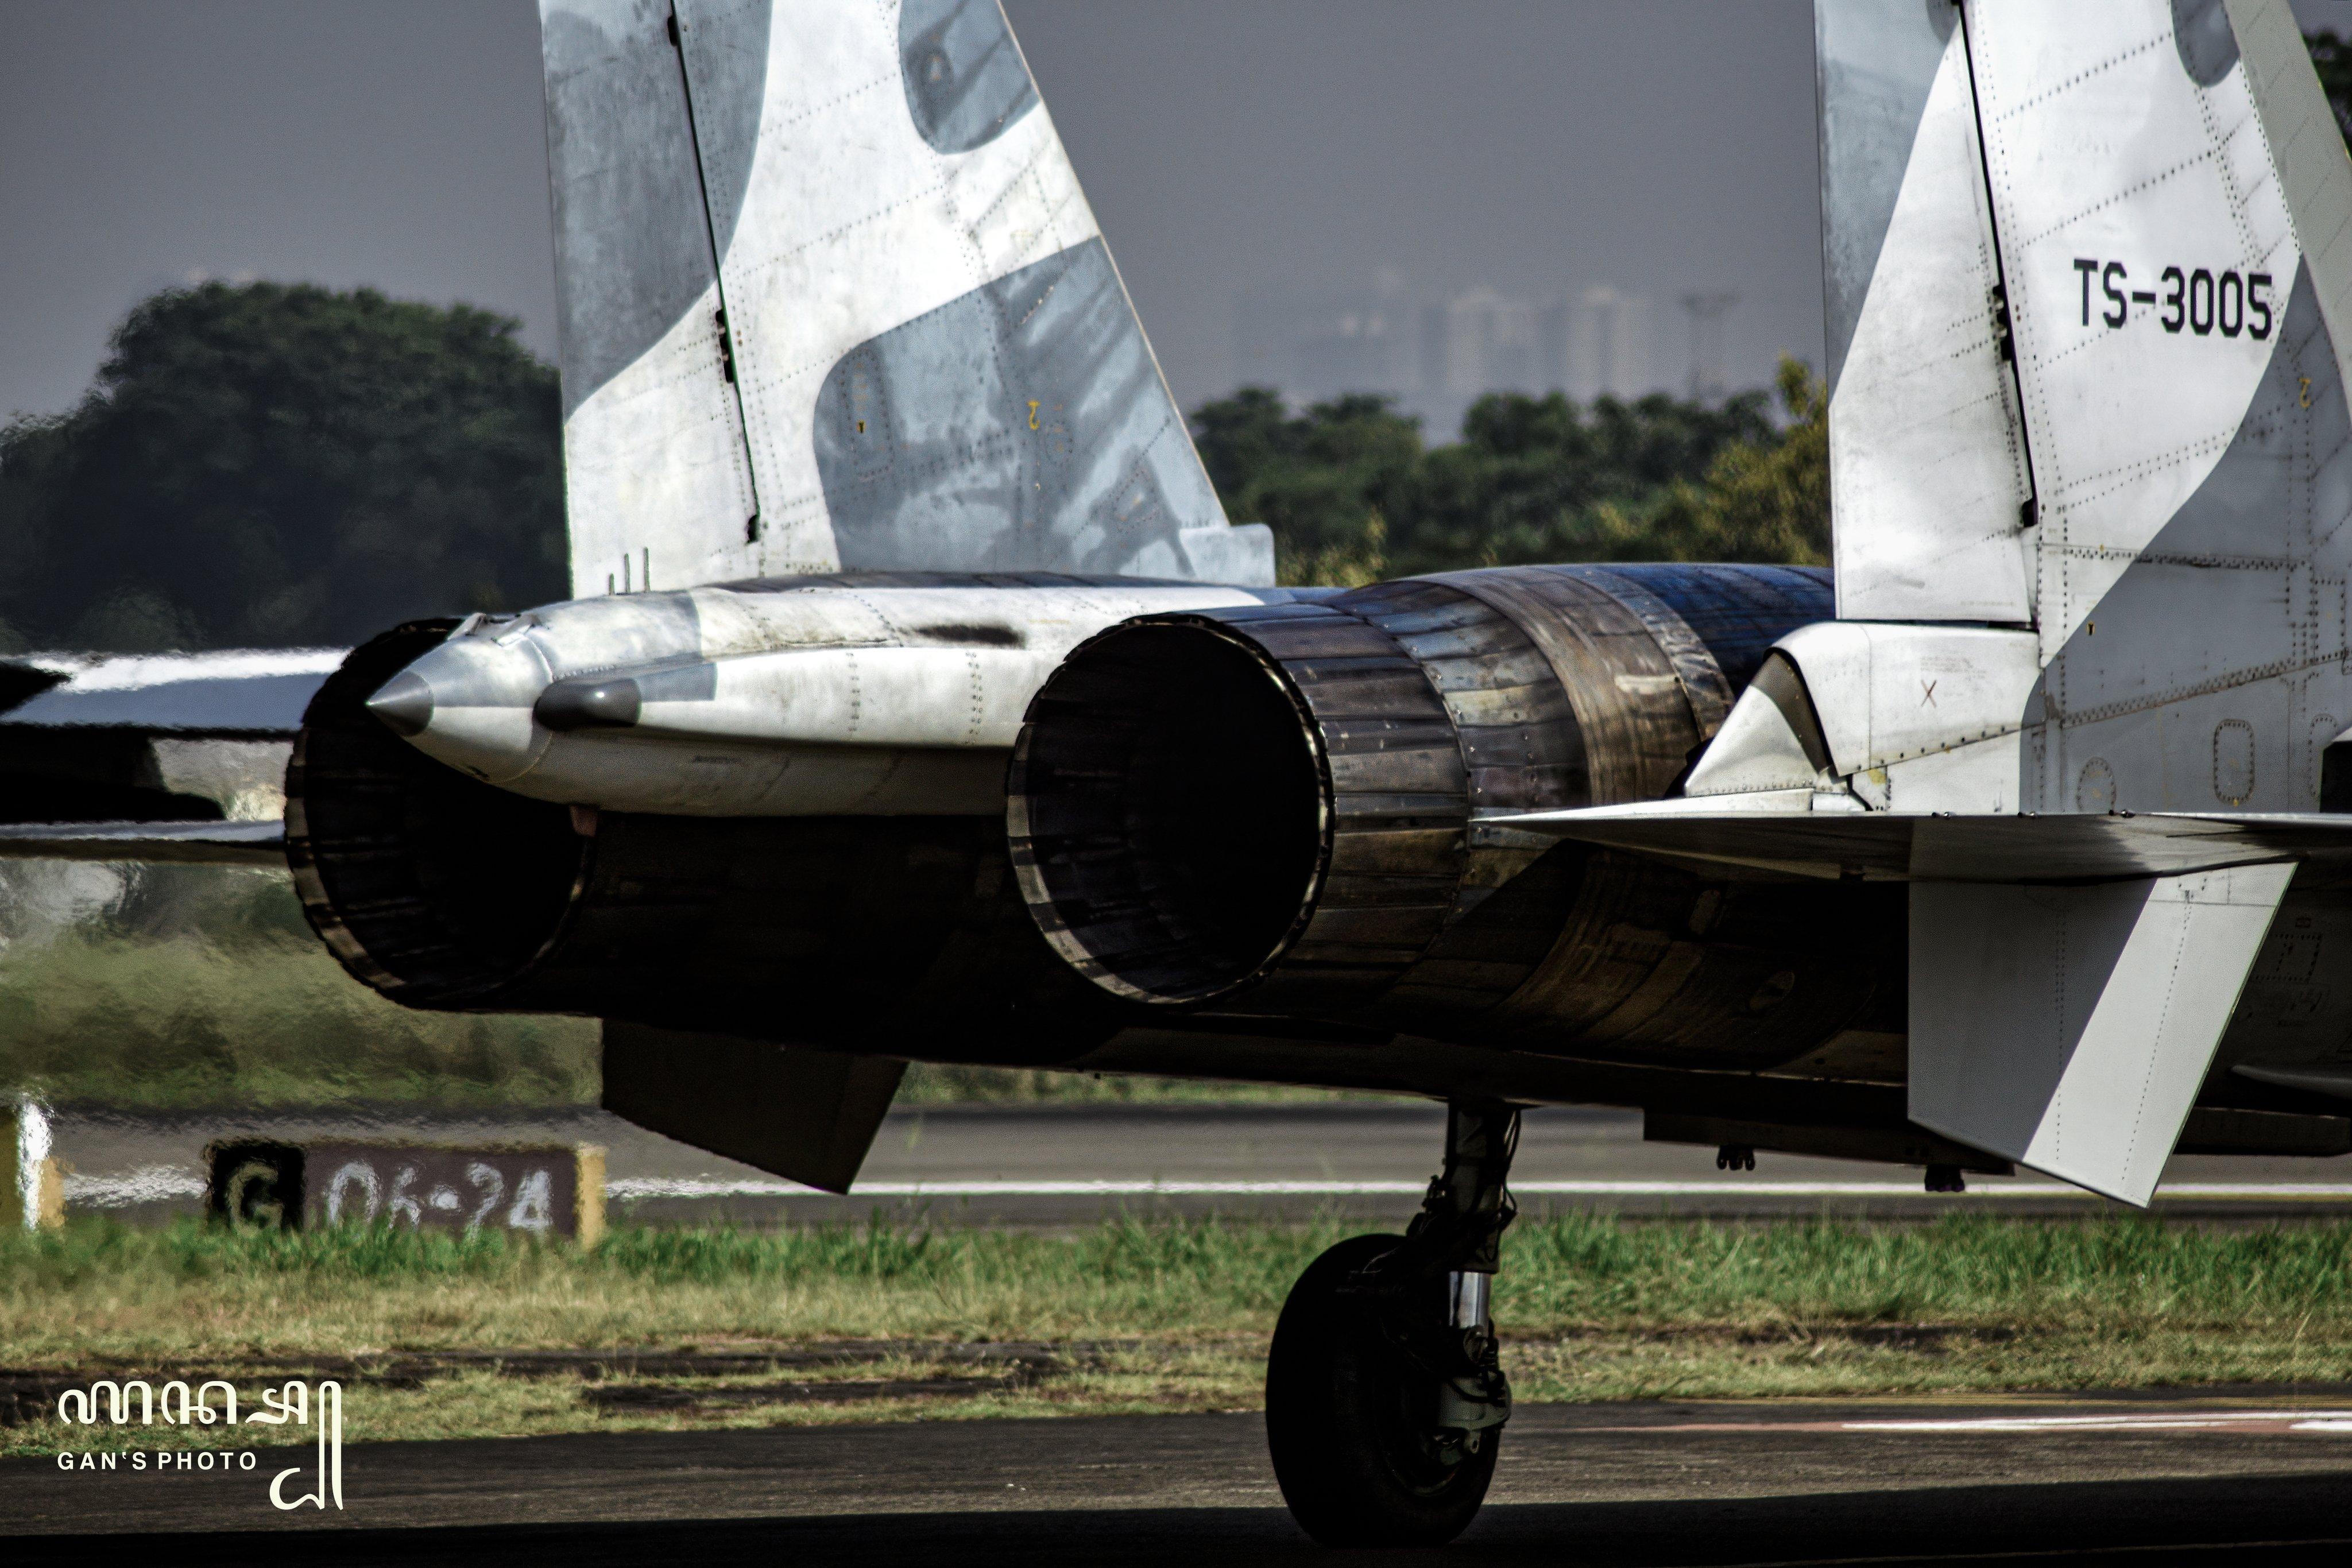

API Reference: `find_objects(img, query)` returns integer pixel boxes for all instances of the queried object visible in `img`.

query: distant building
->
[1434,287,1545,396]
[1293,303,1411,397]
[1233,278,1662,436]
[1566,286,1654,403]
[1677,291,1740,404]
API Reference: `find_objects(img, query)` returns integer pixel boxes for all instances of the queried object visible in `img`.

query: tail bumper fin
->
[1909,864,2295,1205]
[602,1020,904,1194]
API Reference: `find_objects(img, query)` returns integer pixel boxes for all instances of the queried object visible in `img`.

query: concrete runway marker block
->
[5,1098,65,1232]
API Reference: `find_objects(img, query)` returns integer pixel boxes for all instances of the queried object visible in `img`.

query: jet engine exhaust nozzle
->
[1009,615,1336,1008]
[1007,565,1841,1023]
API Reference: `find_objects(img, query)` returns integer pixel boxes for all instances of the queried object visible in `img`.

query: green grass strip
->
[9,1214,2352,1452]
[7,1212,2352,1348]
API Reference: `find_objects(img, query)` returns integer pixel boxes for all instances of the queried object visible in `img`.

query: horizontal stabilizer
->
[2234,1064,2352,1104]
[1910,864,2296,1205]
[0,819,285,867]
[0,651,340,734]
[1492,799,2352,883]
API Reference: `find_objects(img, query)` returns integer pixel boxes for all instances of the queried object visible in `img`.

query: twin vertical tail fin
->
[1512,3,2352,1202]
[1821,0,2352,1202]
[1820,0,2352,814]
[537,0,1269,597]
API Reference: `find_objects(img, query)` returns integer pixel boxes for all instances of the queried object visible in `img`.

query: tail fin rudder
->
[1815,0,2035,624]
[539,1,1266,596]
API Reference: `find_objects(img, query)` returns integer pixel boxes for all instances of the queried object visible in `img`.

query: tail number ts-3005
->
[2073,259,2273,339]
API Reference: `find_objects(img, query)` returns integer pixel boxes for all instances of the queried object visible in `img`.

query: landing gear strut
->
[1266,1101,1521,1547]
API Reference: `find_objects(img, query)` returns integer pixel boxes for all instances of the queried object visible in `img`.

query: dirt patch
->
[1513,1323,2022,1354]
[585,1376,1030,1411]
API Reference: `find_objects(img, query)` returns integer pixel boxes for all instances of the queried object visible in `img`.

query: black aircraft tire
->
[1264,1233,1500,1547]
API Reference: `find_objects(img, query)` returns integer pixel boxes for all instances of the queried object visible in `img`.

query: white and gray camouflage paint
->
[538,0,1270,597]
[1816,0,2352,819]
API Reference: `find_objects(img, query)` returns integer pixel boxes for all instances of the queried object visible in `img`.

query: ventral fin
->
[1908,863,2295,1205]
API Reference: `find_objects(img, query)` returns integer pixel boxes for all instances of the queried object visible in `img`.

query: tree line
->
[0,283,568,653]
[1194,361,1824,588]
[0,282,1825,653]
[14,33,2352,654]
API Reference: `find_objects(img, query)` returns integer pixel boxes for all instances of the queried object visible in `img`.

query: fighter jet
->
[7,0,2352,1544]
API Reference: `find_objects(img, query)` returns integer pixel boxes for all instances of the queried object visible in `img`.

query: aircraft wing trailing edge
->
[0,650,338,866]
[0,819,287,867]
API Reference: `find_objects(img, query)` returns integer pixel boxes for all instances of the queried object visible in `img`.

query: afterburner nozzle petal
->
[366,671,435,737]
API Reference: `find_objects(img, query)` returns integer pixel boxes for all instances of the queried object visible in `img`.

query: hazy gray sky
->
[6,1,2352,423]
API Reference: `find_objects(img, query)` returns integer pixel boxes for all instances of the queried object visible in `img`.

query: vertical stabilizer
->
[539,1,1268,596]
[1787,3,2352,1199]
[1962,0,2352,814]
[1811,2,2352,816]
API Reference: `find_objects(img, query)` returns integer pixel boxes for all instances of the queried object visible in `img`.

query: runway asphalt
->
[9,1391,2352,1563]
[47,1101,2352,1227]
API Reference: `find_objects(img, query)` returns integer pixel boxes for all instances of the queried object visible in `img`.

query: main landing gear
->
[1266,1101,1521,1547]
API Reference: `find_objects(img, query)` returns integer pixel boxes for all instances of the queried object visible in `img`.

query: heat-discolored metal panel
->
[1226,602,1470,1013]
[1339,578,1584,1016]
